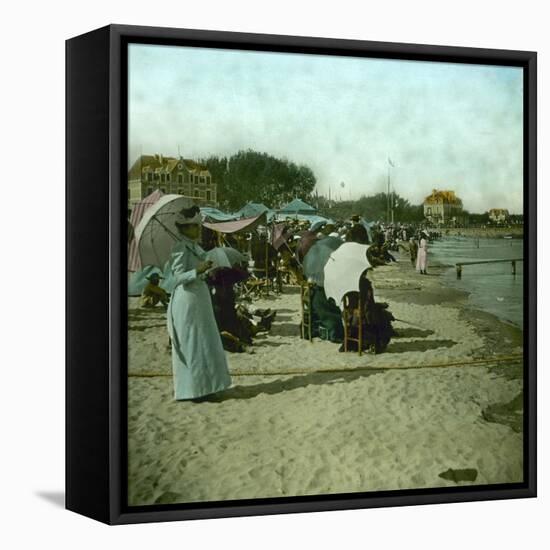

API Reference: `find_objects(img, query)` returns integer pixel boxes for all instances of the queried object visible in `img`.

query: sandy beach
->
[127,252,524,506]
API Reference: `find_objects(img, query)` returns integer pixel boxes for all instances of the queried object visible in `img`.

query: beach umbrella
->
[295,231,319,263]
[323,242,372,309]
[302,236,344,286]
[135,194,194,269]
[309,219,327,233]
[271,223,292,251]
[205,246,247,269]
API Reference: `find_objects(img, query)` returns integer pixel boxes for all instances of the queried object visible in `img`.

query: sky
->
[128,44,524,214]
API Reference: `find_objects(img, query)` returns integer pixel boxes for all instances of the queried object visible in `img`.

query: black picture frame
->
[66,24,537,525]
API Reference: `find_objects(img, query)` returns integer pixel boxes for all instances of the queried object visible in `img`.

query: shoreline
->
[127,248,524,506]
[442,227,523,239]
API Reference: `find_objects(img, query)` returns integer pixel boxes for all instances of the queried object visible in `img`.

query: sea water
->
[429,237,524,329]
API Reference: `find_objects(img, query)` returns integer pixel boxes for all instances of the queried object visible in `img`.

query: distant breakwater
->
[443,227,524,239]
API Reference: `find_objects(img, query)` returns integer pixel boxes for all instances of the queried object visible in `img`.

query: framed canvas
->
[66,24,537,525]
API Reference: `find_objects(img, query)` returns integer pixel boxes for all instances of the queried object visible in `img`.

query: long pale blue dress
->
[167,235,232,400]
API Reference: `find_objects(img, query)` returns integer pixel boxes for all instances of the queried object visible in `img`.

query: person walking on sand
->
[167,205,232,401]
[416,233,428,274]
[409,237,418,267]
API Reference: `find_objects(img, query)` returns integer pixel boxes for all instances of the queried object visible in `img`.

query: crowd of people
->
[139,207,438,401]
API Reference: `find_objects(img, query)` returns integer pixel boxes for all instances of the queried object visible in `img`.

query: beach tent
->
[279,198,317,216]
[200,207,238,223]
[128,189,165,272]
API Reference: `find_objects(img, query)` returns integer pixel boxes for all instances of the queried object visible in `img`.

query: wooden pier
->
[456,258,523,279]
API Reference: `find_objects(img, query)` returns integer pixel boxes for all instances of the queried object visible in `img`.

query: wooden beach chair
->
[342,294,363,356]
[300,282,313,342]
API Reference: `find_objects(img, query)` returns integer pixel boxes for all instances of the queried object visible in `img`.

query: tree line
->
[317,193,425,223]
[200,150,317,211]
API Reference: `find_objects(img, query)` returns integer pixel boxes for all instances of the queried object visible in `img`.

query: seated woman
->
[309,285,344,343]
[341,272,396,353]
[207,266,254,352]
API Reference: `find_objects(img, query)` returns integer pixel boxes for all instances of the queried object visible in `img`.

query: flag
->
[388,157,395,167]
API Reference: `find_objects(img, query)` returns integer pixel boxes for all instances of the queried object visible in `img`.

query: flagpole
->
[387,161,390,224]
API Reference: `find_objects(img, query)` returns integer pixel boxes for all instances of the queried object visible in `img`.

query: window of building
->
[160,187,166,194]
[206,176,211,185]
[147,187,153,195]
[154,173,159,180]
[200,176,205,184]
[194,175,199,185]
[160,173,166,183]
[166,174,170,182]
[206,190,211,201]
[194,189,199,198]
[178,188,183,195]
[147,172,153,182]
[178,174,183,184]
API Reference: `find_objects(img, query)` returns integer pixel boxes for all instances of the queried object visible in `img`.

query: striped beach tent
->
[128,189,164,271]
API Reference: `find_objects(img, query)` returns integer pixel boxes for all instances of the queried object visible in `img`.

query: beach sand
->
[127,253,524,506]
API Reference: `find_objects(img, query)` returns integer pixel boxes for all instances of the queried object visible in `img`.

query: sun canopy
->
[202,213,267,234]
[279,198,317,214]
[236,202,269,218]
[200,207,238,223]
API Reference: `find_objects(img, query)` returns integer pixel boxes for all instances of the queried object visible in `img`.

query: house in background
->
[423,189,464,225]
[128,154,218,207]
[488,208,510,224]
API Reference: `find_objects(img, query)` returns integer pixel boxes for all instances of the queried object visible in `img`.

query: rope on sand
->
[128,353,524,378]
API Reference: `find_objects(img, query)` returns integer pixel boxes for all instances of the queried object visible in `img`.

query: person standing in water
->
[167,205,232,401]
[416,233,429,274]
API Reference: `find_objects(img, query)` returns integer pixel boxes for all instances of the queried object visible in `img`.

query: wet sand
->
[127,251,524,506]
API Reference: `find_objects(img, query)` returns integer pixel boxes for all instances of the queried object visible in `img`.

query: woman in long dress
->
[416,234,428,274]
[167,206,232,401]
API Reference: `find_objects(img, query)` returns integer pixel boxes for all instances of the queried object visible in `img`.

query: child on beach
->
[140,273,170,308]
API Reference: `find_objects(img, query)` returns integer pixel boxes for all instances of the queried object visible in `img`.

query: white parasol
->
[134,194,195,269]
[323,242,371,309]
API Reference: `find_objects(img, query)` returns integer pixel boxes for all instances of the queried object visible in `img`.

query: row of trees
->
[317,193,425,223]
[201,150,316,211]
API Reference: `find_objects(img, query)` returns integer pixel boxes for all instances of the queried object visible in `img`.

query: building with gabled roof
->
[128,153,218,207]
[488,208,510,224]
[423,189,463,225]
